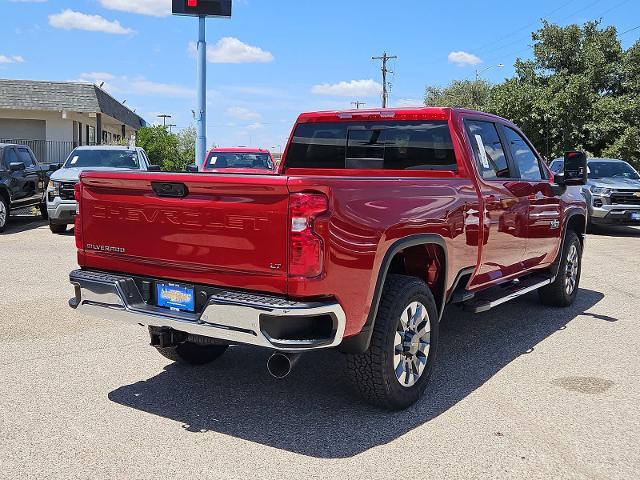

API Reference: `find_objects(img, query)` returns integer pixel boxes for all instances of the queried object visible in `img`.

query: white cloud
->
[247,122,264,130]
[0,55,25,64]
[98,0,171,17]
[448,51,482,67]
[189,37,274,64]
[49,10,133,35]
[311,79,382,97]
[226,106,262,121]
[74,72,193,98]
[393,98,423,107]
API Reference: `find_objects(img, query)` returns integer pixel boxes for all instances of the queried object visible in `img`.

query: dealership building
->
[0,78,146,163]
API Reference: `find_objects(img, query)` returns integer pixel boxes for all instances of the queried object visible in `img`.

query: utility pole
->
[372,51,397,108]
[351,101,366,109]
[195,16,207,167]
[167,124,177,133]
[158,114,172,128]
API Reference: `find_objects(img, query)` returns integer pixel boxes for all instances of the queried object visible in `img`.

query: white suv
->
[47,146,151,233]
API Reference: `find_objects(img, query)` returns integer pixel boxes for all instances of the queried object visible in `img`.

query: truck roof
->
[295,107,510,124]
[73,145,141,151]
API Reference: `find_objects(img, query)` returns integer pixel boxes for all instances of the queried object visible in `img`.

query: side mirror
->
[147,165,162,172]
[9,162,25,172]
[48,163,60,172]
[185,164,199,173]
[563,151,588,186]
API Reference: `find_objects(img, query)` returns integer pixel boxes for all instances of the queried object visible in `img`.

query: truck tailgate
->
[78,172,290,294]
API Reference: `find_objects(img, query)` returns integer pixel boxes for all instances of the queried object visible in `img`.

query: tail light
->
[289,193,328,278]
[74,182,83,249]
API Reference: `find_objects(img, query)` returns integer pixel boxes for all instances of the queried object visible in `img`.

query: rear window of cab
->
[285,121,457,171]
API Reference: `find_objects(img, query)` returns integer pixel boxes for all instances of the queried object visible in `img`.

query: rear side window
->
[286,121,457,171]
[466,121,510,179]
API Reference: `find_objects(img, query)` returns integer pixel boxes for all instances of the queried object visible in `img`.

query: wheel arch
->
[339,234,448,354]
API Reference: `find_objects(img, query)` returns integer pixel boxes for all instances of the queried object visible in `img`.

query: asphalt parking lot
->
[1,215,639,479]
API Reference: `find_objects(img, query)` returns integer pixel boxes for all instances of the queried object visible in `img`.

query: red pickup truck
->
[69,108,588,409]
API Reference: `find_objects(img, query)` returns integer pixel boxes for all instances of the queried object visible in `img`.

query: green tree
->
[425,20,640,167]
[176,125,197,168]
[425,79,493,111]
[135,126,179,170]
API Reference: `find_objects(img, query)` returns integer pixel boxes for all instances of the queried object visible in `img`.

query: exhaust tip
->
[267,353,298,379]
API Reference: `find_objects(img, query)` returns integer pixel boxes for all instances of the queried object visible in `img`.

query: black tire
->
[345,274,439,410]
[49,222,67,234]
[155,342,228,366]
[0,196,9,233]
[538,230,582,307]
[40,202,48,220]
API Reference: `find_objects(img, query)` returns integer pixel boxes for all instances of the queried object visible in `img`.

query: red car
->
[201,147,275,174]
[69,108,587,409]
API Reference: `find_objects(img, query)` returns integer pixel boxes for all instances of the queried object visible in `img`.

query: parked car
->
[200,147,275,173]
[47,146,151,234]
[0,143,56,233]
[550,157,640,228]
[68,108,587,409]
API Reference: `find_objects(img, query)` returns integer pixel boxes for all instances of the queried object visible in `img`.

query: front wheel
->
[49,222,67,234]
[538,231,582,307]
[346,274,439,410]
[0,196,9,233]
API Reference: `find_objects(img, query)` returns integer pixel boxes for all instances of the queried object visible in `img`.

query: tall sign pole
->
[173,1,232,165]
[196,16,207,167]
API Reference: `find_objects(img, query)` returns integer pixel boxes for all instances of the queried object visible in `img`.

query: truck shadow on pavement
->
[3,215,46,234]
[109,288,606,458]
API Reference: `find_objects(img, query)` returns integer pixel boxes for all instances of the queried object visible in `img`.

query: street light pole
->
[475,63,505,81]
[195,16,207,167]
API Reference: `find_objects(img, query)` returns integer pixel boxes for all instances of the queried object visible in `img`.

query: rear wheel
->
[346,274,439,410]
[49,222,67,234]
[40,202,48,220]
[0,196,9,233]
[155,342,228,366]
[539,231,582,307]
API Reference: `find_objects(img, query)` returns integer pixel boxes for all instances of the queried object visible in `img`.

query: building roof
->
[0,79,146,129]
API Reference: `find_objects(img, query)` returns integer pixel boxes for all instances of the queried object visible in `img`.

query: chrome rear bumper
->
[69,269,346,352]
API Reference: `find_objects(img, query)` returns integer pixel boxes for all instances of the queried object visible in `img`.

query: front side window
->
[17,148,35,167]
[503,127,543,181]
[63,149,140,169]
[5,148,18,167]
[286,121,457,171]
[466,121,510,179]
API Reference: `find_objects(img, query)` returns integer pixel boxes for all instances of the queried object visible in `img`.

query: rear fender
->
[339,234,448,354]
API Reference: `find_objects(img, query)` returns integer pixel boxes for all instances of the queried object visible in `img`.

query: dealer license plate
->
[156,283,195,312]
[631,212,640,221]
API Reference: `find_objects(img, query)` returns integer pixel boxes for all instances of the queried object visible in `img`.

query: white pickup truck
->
[46,146,151,233]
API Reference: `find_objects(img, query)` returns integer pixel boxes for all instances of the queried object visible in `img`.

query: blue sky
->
[1,0,639,150]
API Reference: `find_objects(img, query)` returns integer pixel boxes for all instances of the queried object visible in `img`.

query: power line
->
[621,25,640,35]
[372,51,397,108]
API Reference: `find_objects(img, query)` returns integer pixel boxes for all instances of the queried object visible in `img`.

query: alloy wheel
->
[565,244,579,295]
[393,301,431,387]
[0,201,7,228]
